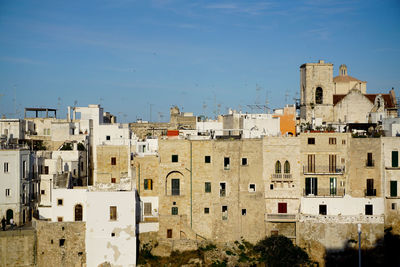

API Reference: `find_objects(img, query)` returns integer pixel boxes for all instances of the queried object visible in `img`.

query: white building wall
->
[86,191,136,267]
[49,188,87,222]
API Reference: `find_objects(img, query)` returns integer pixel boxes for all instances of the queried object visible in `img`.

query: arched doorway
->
[6,209,13,224]
[74,204,83,221]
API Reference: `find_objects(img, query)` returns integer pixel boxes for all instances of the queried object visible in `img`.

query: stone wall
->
[0,229,36,267]
[35,220,86,267]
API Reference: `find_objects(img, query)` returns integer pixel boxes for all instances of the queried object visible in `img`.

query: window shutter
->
[392,151,398,168]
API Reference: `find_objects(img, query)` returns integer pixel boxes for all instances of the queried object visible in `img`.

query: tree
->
[254,235,310,267]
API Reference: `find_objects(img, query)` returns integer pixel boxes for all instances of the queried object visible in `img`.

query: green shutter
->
[391,181,397,197]
[330,178,337,195]
[392,151,398,168]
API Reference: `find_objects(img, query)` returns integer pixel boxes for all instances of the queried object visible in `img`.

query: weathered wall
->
[333,90,373,123]
[0,229,36,267]
[36,220,86,267]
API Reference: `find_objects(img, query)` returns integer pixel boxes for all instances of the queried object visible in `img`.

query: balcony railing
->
[266,214,296,221]
[271,173,293,181]
[365,189,377,197]
[303,165,345,174]
[303,188,345,197]
[365,160,375,167]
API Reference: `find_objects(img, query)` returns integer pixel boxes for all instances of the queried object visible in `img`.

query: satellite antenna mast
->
[202,101,207,117]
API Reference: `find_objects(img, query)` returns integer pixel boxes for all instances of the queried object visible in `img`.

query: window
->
[365,204,373,215]
[366,179,375,196]
[284,161,290,173]
[74,204,83,221]
[242,209,247,216]
[171,179,180,196]
[275,161,281,174]
[249,184,256,192]
[367,153,374,167]
[220,182,226,197]
[144,179,153,190]
[205,156,211,163]
[329,155,337,173]
[111,157,116,165]
[111,178,116,183]
[57,217,63,222]
[242,158,248,165]
[392,203,397,210]
[110,206,117,221]
[305,177,318,195]
[204,207,209,214]
[4,162,8,173]
[57,199,63,206]
[171,207,178,215]
[172,155,178,162]
[222,206,228,220]
[270,184,274,190]
[106,135,110,140]
[167,229,172,238]
[23,161,27,178]
[390,181,397,197]
[330,178,337,195]
[308,138,315,145]
[224,157,230,169]
[307,155,315,173]
[278,203,287,213]
[81,162,84,171]
[342,140,346,145]
[329,138,336,145]
[315,87,323,104]
[41,190,45,195]
[392,151,398,168]
[205,182,211,193]
[59,239,65,247]
[111,232,115,237]
[144,203,152,216]
[44,166,49,174]
[5,189,10,196]
[319,205,327,215]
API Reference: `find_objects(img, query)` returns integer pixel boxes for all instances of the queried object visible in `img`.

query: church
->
[299,60,398,127]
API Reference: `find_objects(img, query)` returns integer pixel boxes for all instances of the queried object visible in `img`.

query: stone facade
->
[96,145,129,184]
[0,229,36,267]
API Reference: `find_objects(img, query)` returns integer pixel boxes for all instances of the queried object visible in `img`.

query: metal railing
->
[365,189,377,197]
[303,165,345,174]
[271,173,293,180]
[303,188,345,197]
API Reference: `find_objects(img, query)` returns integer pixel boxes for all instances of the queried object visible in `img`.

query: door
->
[392,151,398,168]
[391,181,397,197]
[6,209,13,224]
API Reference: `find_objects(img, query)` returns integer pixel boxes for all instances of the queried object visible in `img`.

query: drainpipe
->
[190,141,193,228]
[138,163,140,195]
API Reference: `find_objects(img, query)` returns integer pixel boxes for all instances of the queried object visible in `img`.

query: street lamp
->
[358,223,362,267]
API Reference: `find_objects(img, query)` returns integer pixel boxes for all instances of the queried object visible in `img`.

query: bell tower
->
[300,60,334,124]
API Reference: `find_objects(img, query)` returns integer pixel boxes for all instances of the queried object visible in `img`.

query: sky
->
[0,0,399,122]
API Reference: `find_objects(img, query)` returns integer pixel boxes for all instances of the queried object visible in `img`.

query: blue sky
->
[0,0,399,122]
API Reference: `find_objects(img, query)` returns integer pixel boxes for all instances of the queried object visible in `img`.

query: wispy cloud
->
[0,56,44,65]
[204,2,274,15]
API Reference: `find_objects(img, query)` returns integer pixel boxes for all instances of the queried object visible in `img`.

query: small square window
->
[270,184,274,190]
[205,182,211,193]
[144,179,153,190]
[111,232,115,237]
[342,140,346,145]
[249,184,256,192]
[106,135,111,140]
[392,203,397,210]
[5,189,10,196]
[172,207,178,215]
[59,239,65,246]
[308,138,315,145]
[365,204,373,215]
[224,157,230,169]
[111,178,116,183]
[57,199,63,206]
[222,206,228,212]
[111,157,117,165]
[205,156,211,163]
[41,190,45,195]
[278,203,287,213]
[110,206,117,220]
[57,217,63,222]
[242,158,248,165]
[172,155,178,162]
[329,138,336,145]
[319,205,327,215]
[4,162,9,173]
[204,207,209,214]
[242,209,246,216]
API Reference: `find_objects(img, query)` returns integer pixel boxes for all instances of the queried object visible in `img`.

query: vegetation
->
[77,142,86,151]
[60,142,73,150]
[254,235,310,267]
[25,140,47,150]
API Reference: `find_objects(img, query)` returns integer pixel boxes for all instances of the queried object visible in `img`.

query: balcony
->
[365,160,375,167]
[271,173,293,182]
[365,188,377,197]
[266,213,297,222]
[303,188,345,197]
[303,165,345,175]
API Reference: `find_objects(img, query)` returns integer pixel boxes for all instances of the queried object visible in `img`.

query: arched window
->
[275,161,281,174]
[74,204,83,221]
[315,87,323,104]
[284,161,290,173]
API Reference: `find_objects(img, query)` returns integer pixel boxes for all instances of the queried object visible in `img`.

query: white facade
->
[0,119,25,141]
[138,196,159,233]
